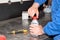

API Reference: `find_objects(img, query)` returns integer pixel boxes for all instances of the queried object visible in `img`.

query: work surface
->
[0,17,52,40]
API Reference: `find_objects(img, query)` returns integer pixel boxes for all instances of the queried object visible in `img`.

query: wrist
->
[32,3,40,9]
[39,25,45,35]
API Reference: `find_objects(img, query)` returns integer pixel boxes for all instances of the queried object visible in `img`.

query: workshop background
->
[0,0,49,21]
[0,0,52,40]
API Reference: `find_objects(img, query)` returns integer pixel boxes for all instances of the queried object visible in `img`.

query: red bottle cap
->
[0,35,6,40]
[32,16,37,20]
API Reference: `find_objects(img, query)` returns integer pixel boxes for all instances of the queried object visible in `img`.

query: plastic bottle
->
[31,16,39,37]
[31,16,39,25]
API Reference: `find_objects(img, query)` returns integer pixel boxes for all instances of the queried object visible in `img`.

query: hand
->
[29,24,44,36]
[28,3,39,18]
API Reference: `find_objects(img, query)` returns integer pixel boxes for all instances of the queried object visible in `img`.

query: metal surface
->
[0,17,52,40]
[0,0,32,4]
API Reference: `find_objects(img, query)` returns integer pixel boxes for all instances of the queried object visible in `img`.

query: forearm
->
[43,21,60,35]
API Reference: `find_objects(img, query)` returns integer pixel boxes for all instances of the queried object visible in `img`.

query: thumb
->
[36,10,39,18]
[31,13,35,18]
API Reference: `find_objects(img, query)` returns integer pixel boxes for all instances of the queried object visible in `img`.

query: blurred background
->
[0,0,51,21]
[0,0,53,40]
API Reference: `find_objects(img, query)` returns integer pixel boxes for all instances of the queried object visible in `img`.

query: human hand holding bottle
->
[28,3,39,18]
[29,24,44,36]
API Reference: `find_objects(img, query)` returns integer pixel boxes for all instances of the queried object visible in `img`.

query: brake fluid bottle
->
[31,16,39,25]
[31,16,39,37]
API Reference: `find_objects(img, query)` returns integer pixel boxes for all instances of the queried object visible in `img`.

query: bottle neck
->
[32,16,37,20]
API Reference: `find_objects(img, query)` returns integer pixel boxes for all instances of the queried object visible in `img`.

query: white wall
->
[0,0,30,3]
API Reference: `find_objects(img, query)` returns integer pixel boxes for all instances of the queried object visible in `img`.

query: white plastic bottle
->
[31,16,39,37]
[31,16,39,25]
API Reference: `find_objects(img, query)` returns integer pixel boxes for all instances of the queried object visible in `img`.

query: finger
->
[30,32,37,35]
[30,29,34,32]
[28,9,33,17]
[29,27,33,30]
[28,9,30,16]
[36,10,39,18]
[29,24,34,27]
[30,29,32,32]
[31,13,35,18]
[29,27,35,32]
[30,31,34,35]
[30,30,34,33]
[29,9,35,18]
